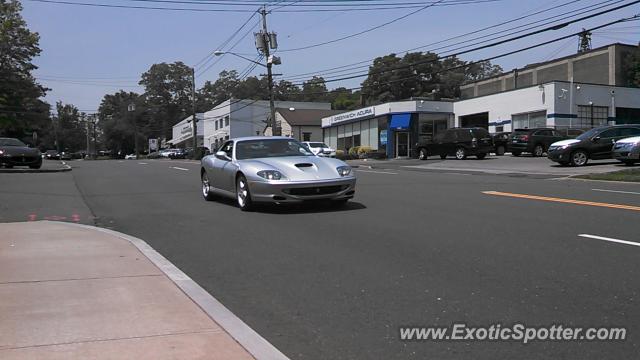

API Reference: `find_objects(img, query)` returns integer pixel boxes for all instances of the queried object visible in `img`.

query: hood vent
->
[295,163,314,168]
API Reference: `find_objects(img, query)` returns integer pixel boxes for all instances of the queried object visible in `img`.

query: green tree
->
[54,102,86,152]
[301,76,328,102]
[361,52,502,104]
[139,62,193,140]
[97,91,145,155]
[0,0,50,144]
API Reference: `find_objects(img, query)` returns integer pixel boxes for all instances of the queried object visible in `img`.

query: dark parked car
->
[612,136,640,166]
[509,128,567,157]
[491,132,510,156]
[44,150,60,160]
[547,125,640,166]
[416,127,493,160]
[0,137,43,169]
[168,148,188,159]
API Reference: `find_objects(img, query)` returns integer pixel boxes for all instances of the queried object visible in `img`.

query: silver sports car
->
[200,137,356,211]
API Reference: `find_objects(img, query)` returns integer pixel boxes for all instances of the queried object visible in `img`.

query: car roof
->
[233,136,295,142]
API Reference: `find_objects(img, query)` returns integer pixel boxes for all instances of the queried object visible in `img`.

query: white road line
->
[138,162,148,165]
[356,169,398,175]
[592,188,640,196]
[170,166,189,171]
[578,234,640,248]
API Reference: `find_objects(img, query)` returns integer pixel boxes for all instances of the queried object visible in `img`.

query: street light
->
[213,46,281,136]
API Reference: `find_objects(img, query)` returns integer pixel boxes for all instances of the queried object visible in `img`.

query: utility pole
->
[85,114,90,159]
[191,66,198,159]
[258,5,279,136]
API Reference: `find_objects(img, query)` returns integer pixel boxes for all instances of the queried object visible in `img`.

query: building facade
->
[264,108,342,142]
[460,43,637,99]
[169,113,204,148]
[203,99,331,150]
[321,101,454,158]
[323,82,640,158]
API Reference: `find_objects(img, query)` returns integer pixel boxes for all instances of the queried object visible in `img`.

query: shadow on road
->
[212,196,367,214]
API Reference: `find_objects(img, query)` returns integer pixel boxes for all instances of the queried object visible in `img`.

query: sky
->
[19,0,640,113]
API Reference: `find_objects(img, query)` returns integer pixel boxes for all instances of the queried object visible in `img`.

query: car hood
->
[616,136,640,144]
[0,146,40,156]
[550,139,581,147]
[240,156,349,181]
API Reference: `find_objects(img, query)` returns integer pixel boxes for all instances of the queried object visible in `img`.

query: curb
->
[0,161,71,173]
[50,221,289,360]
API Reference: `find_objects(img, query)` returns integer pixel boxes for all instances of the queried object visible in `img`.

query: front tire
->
[418,148,428,160]
[570,150,589,167]
[495,145,505,156]
[201,172,215,201]
[623,160,636,166]
[455,147,467,160]
[533,144,545,157]
[236,174,253,211]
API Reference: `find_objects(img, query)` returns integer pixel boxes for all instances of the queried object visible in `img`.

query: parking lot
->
[349,153,632,178]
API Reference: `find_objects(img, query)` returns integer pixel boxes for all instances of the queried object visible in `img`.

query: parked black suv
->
[491,132,510,156]
[547,125,640,166]
[416,127,493,160]
[509,128,566,157]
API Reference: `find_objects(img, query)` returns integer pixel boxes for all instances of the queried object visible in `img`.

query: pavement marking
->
[483,191,640,212]
[56,221,290,360]
[171,166,190,171]
[592,188,640,196]
[578,234,640,248]
[356,169,398,175]
[138,162,148,165]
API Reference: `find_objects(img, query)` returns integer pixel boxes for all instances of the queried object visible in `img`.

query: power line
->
[280,0,595,80]
[277,0,447,52]
[26,0,502,12]
[285,0,640,86]
[280,14,640,97]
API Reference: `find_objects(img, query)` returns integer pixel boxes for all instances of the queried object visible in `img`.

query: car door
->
[440,130,457,155]
[212,141,236,192]
[590,128,618,159]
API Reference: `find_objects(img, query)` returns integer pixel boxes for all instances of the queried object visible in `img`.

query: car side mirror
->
[215,150,231,161]
[592,136,601,143]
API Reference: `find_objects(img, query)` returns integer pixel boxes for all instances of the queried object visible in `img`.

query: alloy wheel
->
[572,151,588,166]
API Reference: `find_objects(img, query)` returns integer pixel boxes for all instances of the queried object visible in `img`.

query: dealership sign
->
[329,107,375,125]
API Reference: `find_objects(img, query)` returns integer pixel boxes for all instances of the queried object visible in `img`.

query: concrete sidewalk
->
[0,221,271,360]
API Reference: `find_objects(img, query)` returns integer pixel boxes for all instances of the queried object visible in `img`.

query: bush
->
[348,146,360,157]
[335,149,346,159]
[357,146,373,158]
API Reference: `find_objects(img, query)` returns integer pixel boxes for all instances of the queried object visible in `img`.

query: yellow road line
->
[483,191,640,212]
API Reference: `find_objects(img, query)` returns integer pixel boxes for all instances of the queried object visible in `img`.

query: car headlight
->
[257,170,285,180]
[0,150,3,155]
[337,166,352,177]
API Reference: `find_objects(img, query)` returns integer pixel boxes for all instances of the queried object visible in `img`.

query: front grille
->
[284,185,346,196]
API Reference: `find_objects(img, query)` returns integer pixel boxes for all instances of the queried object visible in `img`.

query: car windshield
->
[0,138,27,147]
[575,128,601,141]
[308,142,327,148]
[236,139,314,160]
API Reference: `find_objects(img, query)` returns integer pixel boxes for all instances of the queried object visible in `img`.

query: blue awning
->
[389,113,411,130]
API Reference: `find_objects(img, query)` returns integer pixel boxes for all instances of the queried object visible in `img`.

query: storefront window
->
[576,105,608,129]
[353,134,361,147]
[512,110,547,129]
[418,114,448,143]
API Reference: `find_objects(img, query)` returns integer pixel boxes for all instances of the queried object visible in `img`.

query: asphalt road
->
[2,158,640,359]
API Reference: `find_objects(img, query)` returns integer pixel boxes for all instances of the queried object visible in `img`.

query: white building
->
[169,113,204,148]
[202,99,332,150]
[322,81,640,158]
